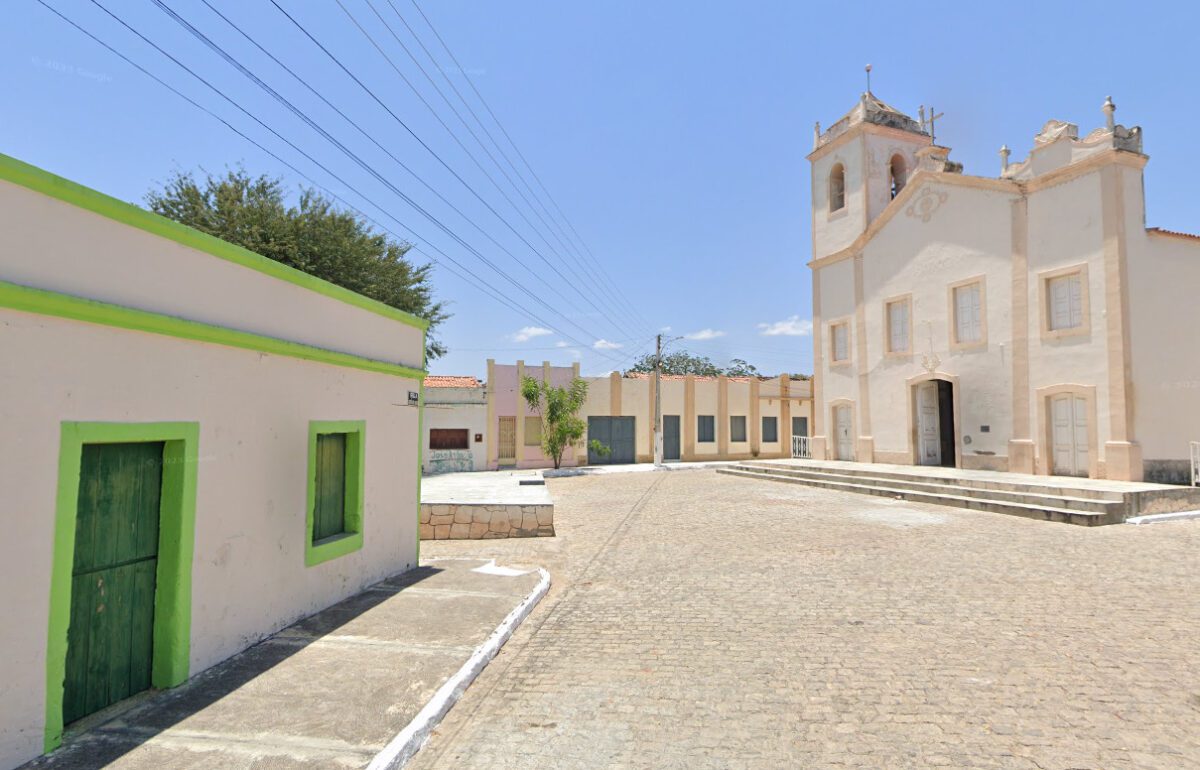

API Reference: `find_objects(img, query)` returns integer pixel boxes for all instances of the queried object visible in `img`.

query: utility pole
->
[653,333,663,466]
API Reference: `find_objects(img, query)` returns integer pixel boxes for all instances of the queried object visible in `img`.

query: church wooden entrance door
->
[917,382,941,466]
[1051,394,1089,477]
[834,405,853,461]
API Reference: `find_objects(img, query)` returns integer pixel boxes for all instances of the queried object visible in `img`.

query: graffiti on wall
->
[426,449,475,475]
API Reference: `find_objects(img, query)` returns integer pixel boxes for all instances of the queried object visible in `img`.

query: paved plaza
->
[417,469,1200,769]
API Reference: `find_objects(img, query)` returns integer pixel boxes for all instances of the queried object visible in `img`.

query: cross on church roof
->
[927,107,945,144]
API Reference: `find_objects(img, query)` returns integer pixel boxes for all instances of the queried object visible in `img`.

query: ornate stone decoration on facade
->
[814,92,928,150]
[919,321,941,373]
[1034,120,1079,146]
[905,186,949,223]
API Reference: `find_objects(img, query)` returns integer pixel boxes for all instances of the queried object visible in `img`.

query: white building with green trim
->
[0,152,427,768]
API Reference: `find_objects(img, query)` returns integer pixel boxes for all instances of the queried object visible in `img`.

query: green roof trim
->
[0,279,426,380]
[0,152,430,332]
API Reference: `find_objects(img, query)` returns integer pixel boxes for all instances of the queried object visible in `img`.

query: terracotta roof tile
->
[1147,226,1200,241]
[621,372,765,383]
[423,375,481,388]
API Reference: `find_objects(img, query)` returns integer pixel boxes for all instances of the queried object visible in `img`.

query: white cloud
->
[554,340,569,348]
[757,316,813,337]
[684,328,725,341]
[593,339,624,350]
[510,326,553,342]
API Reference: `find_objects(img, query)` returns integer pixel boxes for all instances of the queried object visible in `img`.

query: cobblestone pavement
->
[415,470,1200,769]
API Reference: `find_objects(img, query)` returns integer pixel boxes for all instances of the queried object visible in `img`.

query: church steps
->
[728,463,1123,514]
[737,460,1125,501]
[716,466,1127,526]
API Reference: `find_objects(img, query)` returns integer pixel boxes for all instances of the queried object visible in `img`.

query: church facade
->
[808,93,1200,483]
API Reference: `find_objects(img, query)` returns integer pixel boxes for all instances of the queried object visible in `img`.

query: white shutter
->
[832,324,848,361]
[1067,273,1083,328]
[956,284,981,343]
[1048,273,1083,331]
[889,301,909,352]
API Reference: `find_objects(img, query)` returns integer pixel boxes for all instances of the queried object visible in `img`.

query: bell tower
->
[808,91,931,259]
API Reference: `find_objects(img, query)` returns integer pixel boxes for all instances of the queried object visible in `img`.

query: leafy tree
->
[520,375,589,469]
[627,350,723,377]
[626,350,772,377]
[724,358,760,377]
[146,168,448,360]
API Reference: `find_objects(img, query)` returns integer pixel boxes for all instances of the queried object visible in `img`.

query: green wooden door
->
[313,433,347,542]
[64,442,164,724]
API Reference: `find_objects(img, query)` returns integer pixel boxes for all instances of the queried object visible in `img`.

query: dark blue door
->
[663,415,681,461]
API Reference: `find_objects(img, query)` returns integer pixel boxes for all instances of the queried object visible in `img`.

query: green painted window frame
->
[762,416,779,443]
[305,421,366,567]
[45,421,199,753]
[697,415,715,443]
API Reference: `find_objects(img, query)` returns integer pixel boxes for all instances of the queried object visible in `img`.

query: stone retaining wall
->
[419,503,554,540]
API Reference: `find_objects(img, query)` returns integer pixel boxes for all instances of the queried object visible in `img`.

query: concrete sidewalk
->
[26,559,547,770]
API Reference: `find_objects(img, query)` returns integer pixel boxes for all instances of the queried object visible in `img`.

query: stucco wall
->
[489,363,583,469]
[812,140,866,257]
[0,311,420,768]
[859,181,1016,464]
[1024,169,1113,467]
[0,179,424,369]
[864,132,925,224]
[422,391,487,473]
[1130,229,1200,470]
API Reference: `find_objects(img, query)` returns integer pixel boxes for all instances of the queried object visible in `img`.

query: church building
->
[808,92,1200,483]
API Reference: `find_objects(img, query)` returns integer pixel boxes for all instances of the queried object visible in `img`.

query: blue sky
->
[4,1,1196,378]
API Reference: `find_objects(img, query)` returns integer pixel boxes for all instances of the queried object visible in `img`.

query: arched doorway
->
[1034,384,1098,478]
[907,373,960,468]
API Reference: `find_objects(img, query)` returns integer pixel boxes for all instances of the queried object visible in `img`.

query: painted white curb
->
[366,565,551,770]
[1126,510,1200,525]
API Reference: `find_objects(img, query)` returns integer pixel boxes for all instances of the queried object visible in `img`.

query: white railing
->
[1191,442,1200,487]
[792,436,812,459]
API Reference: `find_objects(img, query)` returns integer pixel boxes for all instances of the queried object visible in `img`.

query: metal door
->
[64,442,163,724]
[588,416,636,464]
[662,415,681,461]
[498,416,516,463]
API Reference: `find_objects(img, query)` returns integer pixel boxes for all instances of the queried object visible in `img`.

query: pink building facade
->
[486,360,584,469]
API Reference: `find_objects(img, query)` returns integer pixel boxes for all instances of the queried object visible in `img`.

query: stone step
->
[716,468,1123,526]
[739,460,1125,501]
[730,464,1125,515]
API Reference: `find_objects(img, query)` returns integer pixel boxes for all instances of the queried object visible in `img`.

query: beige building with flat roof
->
[480,360,812,469]
[808,92,1200,483]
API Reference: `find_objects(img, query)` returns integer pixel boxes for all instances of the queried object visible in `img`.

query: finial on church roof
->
[999,144,1011,175]
[865,63,872,94]
[1103,95,1116,131]
[813,121,821,149]
[918,105,927,132]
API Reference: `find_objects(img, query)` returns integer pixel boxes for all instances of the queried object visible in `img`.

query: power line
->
[346,0,648,341]
[174,0,624,347]
[122,0,628,360]
[270,0,644,343]
[36,0,629,365]
[405,0,656,333]
[369,0,651,334]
